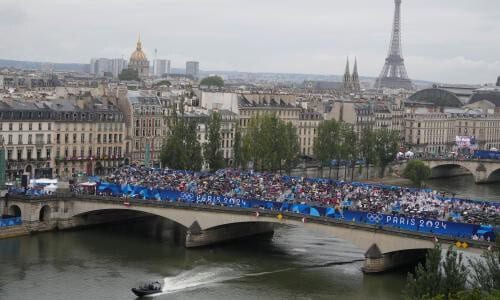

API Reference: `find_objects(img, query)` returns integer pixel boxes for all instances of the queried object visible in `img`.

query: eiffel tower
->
[375,0,413,90]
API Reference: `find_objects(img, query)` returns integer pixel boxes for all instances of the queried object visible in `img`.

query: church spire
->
[352,57,360,92]
[136,34,142,51]
[343,57,352,93]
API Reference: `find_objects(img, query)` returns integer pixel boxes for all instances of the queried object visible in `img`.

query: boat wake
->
[148,266,241,297]
[147,258,364,297]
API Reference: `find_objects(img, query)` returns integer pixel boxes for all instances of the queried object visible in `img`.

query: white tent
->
[405,151,414,158]
[31,178,58,185]
[44,184,58,193]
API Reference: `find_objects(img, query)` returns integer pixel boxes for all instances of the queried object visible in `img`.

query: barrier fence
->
[0,217,22,228]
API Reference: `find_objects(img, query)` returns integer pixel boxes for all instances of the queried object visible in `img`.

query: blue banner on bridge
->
[0,217,22,227]
[95,182,495,241]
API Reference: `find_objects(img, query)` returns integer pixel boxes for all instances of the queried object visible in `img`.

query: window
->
[81,133,85,143]
[19,123,23,130]
[64,134,69,143]
[97,134,101,143]
[9,123,12,131]
[17,149,22,160]
[47,134,51,144]
[73,134,77,143]
[38,123,42,130]
[18,135,22,144]
[56,134,60,144]
[29,123,32,130]
[27,149,32,160]
[46,149,51,159]
[48,123,52,130]
[7,149,12,160]
[36,149,41,160]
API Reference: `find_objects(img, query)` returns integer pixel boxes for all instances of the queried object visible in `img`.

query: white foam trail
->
[148,266,240,297]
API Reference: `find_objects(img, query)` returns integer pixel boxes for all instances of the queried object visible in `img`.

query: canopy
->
[31,178,58,185]
[44,184,58,192]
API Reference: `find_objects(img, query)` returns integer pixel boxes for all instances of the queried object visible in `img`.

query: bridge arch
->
[8,205,22,218]
[486,167,500,182]
[39,205,51,222]
[428,162,475,179]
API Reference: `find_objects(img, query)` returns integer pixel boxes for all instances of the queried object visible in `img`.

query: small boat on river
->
[131,281,163,297]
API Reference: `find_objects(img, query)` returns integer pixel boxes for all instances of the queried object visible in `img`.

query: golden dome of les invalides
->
[130,36,148,62]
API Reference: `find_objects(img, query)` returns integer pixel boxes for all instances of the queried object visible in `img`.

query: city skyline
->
[0,0,499,84]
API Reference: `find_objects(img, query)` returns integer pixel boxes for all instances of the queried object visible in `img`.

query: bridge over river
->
[1,194,493,273]
[398,159,500,184]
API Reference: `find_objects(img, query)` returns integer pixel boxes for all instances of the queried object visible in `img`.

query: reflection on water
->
[426,175,500,201]
[0,222,406,300]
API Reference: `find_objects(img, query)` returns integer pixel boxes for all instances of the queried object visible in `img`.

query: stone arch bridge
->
[1,195,489,273]
[400,159,500,184]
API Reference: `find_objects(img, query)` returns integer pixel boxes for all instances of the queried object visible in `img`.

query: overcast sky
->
[1,0,499,83]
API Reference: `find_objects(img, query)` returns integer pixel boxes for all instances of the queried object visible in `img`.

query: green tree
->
[203,111,225,172]
[281,122,300,174]
[200,76,224,87]
[161,110,203,171]
[405,244,443,300]
[469,239,500,292]
[241,114,299,172]
[441,246,468,297]
[154,80,171,87]
[359,126,377,179]
[373,128,400,177]
[313,119,341,178]
[184,120,203,171]
[339,122,357,180]
[405,244,469,300]
[118,68,139,81]
[233,125,243,169]
[403,160,431,186]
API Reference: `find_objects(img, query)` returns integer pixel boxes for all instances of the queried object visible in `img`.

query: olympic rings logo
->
[367,213,383,223]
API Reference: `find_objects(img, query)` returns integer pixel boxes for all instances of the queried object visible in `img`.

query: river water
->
[0,176,496,300]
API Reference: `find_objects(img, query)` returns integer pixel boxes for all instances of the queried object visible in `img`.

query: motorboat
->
[131,281,163,297]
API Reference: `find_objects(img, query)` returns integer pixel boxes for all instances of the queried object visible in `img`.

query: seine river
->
[0,175,497,300]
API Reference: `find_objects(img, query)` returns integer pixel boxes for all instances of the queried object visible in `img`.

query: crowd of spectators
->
[82,166,499,226]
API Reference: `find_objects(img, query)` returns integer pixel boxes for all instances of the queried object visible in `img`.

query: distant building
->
[125,91,165,166]
[129,37,150,79]
[341,57,360,94]
[186,61,199,79]
[89,58,127,77]
[497,76,500,87]
[0,98,126,179]
[153,59,170,77]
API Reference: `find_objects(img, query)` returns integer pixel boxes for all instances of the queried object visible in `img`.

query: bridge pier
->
[185,221,274,248]
[362,244,427,273]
